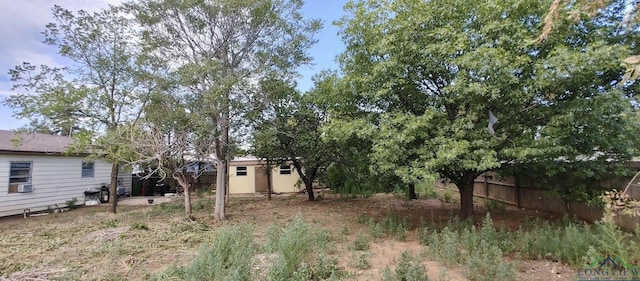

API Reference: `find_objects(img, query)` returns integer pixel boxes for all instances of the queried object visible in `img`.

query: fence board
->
[438,173,640,232]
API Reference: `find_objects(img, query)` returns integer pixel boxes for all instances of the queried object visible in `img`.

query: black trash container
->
[100,185,110,203]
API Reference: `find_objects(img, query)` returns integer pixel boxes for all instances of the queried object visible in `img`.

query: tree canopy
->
[128,0,321,220]
[331,0,640,218]
[3,5,162,213]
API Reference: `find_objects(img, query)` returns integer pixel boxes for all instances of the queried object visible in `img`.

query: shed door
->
[255,166,268,193]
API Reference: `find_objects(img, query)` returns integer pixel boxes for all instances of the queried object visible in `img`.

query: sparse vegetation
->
[152,224,255,281]
[351,230,371,251]
[350,252,371,270]
[361,212,409,241]
[419,212,640,281]
[484,199,507,213]
[441,190,455,204]
[65,198,79,210]
[381,251,430,281]
[2,195,640,281]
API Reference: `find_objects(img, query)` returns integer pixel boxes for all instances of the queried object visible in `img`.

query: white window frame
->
[9,161,32,193]
[82,162,95,178]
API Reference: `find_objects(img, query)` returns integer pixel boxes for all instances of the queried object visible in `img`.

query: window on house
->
[82,162,95,178]
[236,166,247,176]
[279,164,292,175]
[9,161,32,193]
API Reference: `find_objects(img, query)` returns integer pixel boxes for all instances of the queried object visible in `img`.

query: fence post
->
[484,173,489,198]
[515,176,521,208]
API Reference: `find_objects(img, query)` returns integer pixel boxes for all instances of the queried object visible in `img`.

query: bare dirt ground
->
[0,192,577,281]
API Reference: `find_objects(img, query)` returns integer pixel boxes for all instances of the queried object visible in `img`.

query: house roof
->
[0,130,74,154]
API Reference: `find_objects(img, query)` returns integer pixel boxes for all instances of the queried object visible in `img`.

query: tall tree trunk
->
[457,176,476,220]
[184,184,192,219]
[291,161,315,201]
[176,176,192,219]
[266,162,272,201]
[225,158,229,205]
[214,158,226,220]
[408,183,418,200]
[109,163,119,214]
[213,109,230,221]
[305,179,315,201]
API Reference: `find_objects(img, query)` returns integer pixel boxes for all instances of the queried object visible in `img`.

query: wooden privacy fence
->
[435,172,640,232]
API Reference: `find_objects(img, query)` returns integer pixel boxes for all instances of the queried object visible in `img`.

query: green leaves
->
[333,0,640,212]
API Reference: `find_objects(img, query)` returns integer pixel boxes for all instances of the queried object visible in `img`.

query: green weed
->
[381,251,429,281]
[441,190,455,203]
[484,199,506,213]
[101,219,119,228]
[265,214,346,281]
[351,230,371,251]
[130,222,149,231]
[65,197,79,210]
[151,224,255,281]
[366,212,409,241]
[350,252,371,270]
[417,182,439,199]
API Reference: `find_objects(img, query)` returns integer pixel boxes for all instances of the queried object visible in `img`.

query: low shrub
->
[381,251,429,281]
[151,224,255,281]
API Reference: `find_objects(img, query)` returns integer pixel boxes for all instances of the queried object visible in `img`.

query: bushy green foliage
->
[152,224,255,281]
[325,163,399,198]
[265,214,346,280]
[381,251,430,281]
[351,230,371,251]
[350,252,371,270]
[440,191,456,204]
[421,214,517,280]
[417,182,439,199]
[418,212,640,281]
[514,217,638,266]
[466,240,516,281]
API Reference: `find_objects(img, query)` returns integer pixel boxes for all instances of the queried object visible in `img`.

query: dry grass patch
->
[0,193,613,281]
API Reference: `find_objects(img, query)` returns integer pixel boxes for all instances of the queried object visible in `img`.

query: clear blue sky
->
[0,0,348,130]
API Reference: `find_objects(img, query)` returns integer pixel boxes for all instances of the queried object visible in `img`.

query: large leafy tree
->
[252,78,337,201]
[128,0,320,220]
[334,0,640,219]
[3,5,160,213]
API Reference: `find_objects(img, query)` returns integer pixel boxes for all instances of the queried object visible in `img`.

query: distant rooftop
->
[0,130,74,154]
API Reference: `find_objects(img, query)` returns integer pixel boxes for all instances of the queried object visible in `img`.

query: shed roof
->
[0,130,74,154]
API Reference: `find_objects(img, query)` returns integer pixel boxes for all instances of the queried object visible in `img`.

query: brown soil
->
[0,192,578,281]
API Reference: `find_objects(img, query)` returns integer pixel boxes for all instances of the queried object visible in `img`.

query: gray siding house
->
[0,130,117,217]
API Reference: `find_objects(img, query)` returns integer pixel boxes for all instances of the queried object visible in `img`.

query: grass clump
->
[421,214,517,280]
[151,224,255,281]
[381,251,429,281]
[350,252,371,270]
[101,219,119,228]
[484,199,507,213]
[365,212,409,241]
[514,217,637,266]
[130,222,149,231]
[265,214,346,281]
[417,182,439,199]
[351,230,371,251]
[418,212,640,280]
[440,190,457,204]
[466,240,516,281]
